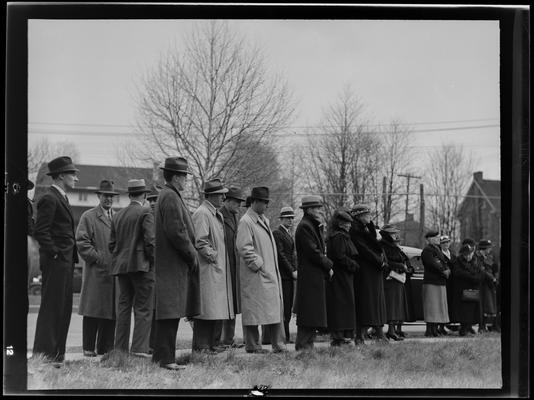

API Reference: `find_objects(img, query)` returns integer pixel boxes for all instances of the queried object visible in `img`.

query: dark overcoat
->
[109,202,155,275]
[273,226,297,281]
[422,244,449,285]
[441,249,457,322]
[452,255,481,324]
[325,229,359,331]
[380,237,409,323]
[349,219,387,327]
[154,184,201,320]
[475,251,498,316]
[294,214,333,329]
[76,206,116,319]
[220,205,241,314]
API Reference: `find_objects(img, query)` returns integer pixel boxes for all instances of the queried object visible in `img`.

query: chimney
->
[473,171,483,182]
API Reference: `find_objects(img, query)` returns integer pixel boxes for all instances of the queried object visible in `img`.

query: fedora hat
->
[299,195,323,209]
[159,157,193,175]
[46,156,79,176]
[477,239,493,250]
[380,224,400,235]
[225,187,245,202]
[147,184,162,200]
[279,206,295,218]
[425,230,440,239]
[95,179,119,195]
[127,179,151,194]
[203,178,229,195]
[350,204,371,216]
[250,187,270,202]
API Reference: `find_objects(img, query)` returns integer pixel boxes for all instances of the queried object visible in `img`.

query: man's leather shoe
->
[83,350,97,357]
[163,363,185,371]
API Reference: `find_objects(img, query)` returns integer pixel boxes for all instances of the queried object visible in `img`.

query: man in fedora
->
[273,206,297,343]
[216,187,246,348]
[236,187,287,354]
[32,156,79,365]
[76,180,120,356]
[349,204,388,343]
[191,179,235,354]
[475,239,499,333]
[152,157,200,370]
[109,179,155,357]
[294,196,334,350]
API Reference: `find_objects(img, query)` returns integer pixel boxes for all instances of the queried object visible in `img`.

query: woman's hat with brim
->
[279,206,296,218]
[225,187,245,202]
[350,204,371,217]
[477,239,493,250]
[46,156,79,176]
[147,184,162,200]
[204,178,228,195]
[440,235,451,244]
[127,179,151,194]
[333,209,353,223]
[159,157,193,175]
[95,179,120,195]
[300,195,323,209]
[250,187,270,202]
[380,224,400,235]
[425,230,440,239]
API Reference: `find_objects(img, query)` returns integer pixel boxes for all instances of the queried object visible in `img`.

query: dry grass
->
[27,335,501,391]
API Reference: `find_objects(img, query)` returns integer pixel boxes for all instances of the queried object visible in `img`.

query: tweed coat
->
[294,214,334,329]
[273,225,297,281]
[192,200,235,320]
[349,219,387,327]
[154,184,201,320]
[220,204,241,314]
[34,186,78,263]
[325,228,358,331]
[452,255,481,324]
[76,206,116,319]
[109,201,155,275]
[236,208,283,326]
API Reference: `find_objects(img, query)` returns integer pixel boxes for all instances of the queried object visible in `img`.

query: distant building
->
[392,213,429,249]
[457,171,501,253]
[34,163,159,227]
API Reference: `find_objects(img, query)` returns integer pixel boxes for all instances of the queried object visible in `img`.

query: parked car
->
[28,263,84,295]
[400,245,424,321]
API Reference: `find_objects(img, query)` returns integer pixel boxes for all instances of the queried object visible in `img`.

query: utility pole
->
[398,172,421,245]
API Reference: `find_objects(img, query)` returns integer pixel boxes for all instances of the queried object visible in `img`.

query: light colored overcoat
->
[76,206,116,320]
[154,184,201,320]
[236,208,283,326]
[192,200,235,320]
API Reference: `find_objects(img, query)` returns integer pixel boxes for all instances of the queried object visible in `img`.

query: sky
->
[28,18,501,180]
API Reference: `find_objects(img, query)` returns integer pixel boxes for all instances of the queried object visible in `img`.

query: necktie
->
[108,210,112,220]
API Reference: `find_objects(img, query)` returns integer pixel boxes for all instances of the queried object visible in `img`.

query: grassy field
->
[27,335,501,390]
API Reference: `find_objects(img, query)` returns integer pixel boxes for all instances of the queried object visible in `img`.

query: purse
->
[388,270,406,283]
[462,288,480,302]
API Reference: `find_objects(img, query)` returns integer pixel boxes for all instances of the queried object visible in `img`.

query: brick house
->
[457,171,501,254]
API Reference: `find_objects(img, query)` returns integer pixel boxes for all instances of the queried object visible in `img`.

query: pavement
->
[27,305,495,362]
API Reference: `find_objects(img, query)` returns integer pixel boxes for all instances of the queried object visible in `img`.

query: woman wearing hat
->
[325,209,359,346]
[439,235,457,335]
[421,230,451,337]
[379,225,409,341]
[452,244,482,336]
[475,240,499,333]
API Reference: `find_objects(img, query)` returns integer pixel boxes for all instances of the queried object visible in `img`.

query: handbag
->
[462,288,480,302]
[387,270,406,284]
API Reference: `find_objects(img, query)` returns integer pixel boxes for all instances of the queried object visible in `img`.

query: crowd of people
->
[29,155,500,370]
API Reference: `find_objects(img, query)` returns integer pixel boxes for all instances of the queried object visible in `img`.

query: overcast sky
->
[28,18,500,180]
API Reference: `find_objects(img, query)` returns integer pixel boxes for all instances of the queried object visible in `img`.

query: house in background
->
[457,171,501,256]
[392,213,429,249]
[34,163,159,227]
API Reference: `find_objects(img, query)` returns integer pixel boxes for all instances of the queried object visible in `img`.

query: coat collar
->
[246,208,271,232]
[95,205,112,228]
[50,185,74,221]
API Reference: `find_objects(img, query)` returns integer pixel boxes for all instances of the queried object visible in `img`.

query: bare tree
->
[425,143,474,243]
[133,21,294,198]
[28,138,80,177]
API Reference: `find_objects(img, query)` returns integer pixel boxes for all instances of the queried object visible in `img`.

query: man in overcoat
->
[152,157,200,370]
[475,239,499,333]
[273,206,297,344]
[349,204,388,343]
[32,156,79,365]
[109,179,155,356]
[294,196,334,350]
[191,179,235,353]
[216,187,245,348]
[76,180,119,356]
[236,187,287,354]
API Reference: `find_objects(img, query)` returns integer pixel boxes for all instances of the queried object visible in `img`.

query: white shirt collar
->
[52,184,67,198]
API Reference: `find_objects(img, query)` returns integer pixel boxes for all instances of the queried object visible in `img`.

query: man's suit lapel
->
[51,186,75,227]
[96,206,112,229]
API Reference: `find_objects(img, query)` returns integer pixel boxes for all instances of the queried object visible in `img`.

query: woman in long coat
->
[349,205,388,343]
[379,225,409,341]
[439,235,457,335]
[475,240,499,332]
[452,244,481,336]
[325,210,359,346]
